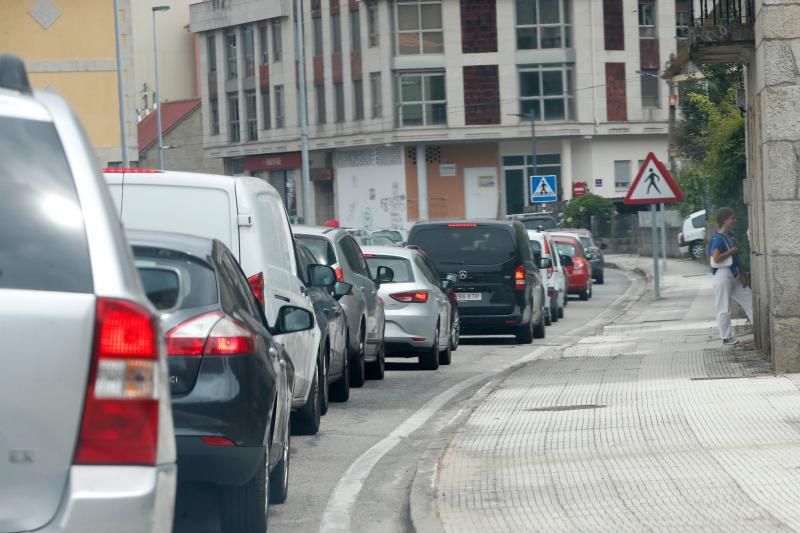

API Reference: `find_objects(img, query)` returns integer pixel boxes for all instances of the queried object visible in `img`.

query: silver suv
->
[0,55,176,533]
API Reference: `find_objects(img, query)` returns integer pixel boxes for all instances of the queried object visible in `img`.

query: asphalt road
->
[173,269,633,533]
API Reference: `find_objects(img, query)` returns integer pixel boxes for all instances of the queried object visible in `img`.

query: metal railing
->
[690,0,755,26]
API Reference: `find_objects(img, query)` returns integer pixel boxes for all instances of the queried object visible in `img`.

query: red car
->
[552,235,593,301]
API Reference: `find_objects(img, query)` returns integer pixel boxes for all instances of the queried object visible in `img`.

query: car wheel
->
[550,297,559,323]
[366,339,386,380]
[349,326,366,388]
[515,314,534,344]
[292,362,321,436]
[558,298,565,319]
[595,272,605,285]
[439,329,452,365]
[544,306,552,326]
[329,346,350,402]
[690,242,705,260]
[450,316,460,352]
[268,425,290,504]
[533,306,546,339]
[420,325,440,370]
[588,282,593,299]
[320,352,329,416]
[220,446,268,533]
[563,289,568,307]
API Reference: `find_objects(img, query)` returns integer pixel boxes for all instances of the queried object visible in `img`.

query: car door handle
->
[275,294,290,303]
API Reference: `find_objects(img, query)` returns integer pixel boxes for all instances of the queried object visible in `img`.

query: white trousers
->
[712,267,754,340]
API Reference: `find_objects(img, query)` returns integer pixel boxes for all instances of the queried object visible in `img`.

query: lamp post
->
[512,111,538,211]
[152,5,170,170]
[113,0,129,166]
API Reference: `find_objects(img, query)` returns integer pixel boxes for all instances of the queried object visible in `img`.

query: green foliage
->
[675,167,707,217]
[560,193,617,228]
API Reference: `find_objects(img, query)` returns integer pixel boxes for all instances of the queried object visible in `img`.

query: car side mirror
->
[308,264,336,288]
[375,265,394,285]
[540,256,552,269]
[273,305,314,334]
[560,254,574,267]
[333,281,352,301]
[441,278,454,290]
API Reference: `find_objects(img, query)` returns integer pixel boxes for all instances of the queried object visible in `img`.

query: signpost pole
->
[660,202,668,272]
[651,204,660,298]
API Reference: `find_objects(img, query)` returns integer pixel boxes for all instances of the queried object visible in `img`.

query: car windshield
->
[297,235,334,265]
[412,227,516,266]
[579,237,593,250]
[555,242,578,257]
[522,218,557,230]
[364,256,414,283]
[133,247,219,310]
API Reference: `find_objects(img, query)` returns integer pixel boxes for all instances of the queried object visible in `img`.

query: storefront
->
[244,152,301,221]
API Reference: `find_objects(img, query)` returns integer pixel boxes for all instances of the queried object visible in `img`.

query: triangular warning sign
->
[532,177,556,198]
[624,153,684,205]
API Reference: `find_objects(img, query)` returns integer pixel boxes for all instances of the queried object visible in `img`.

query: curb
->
[408,266,648,533]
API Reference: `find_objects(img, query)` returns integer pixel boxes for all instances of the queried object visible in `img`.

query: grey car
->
[0,55,176,533]
[294,226,390,387]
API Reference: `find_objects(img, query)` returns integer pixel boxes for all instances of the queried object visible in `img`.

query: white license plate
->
[457,292,482,302]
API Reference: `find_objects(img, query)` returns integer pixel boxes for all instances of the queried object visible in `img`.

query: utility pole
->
[113,0,129,166]
[511,112,538,211]
[295,0,313,225]
[152,6,170,170]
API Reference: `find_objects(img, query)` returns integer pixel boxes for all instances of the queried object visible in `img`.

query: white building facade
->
[190,0,682,227]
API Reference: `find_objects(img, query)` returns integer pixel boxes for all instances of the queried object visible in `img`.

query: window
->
[313,16,324,56]
[641,69,660,108]
[261,90,271,129]
[340,236,370,276]
[243,25,255,77]
[353,80,364,120]
[225,29,237,80]
[366,256,415,282]
[274,85,285,128]
[228,93,240,143]
[411,227,516,267]
[516,0,571,50]
[259,24,269,64]
[245,90,257,141]
[334,83,345,123]
[502,154,562,209]
[614,160,631,189]
[316,85,327,124]
[351,9,362,51]
[518,64,575,121]
[367,0,379,47]
[395,0,443,55]
[272,19,283,61]
[676,10,689,39]
[397,71,446,127]
[207,34,217,73]
[639,0,656,38]
[691,214,706,229]
[210,97,220,134]
[332,11,342,53]
[370,72,382,118]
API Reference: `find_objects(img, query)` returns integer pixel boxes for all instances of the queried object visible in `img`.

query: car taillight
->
[75,298,159,466]
[546,265,554,279]
[515,265,526,291]
[679,232,685,244]
[248,272,265,306]
[573,257,586,270]
[166,311,255,356]
[390,291,429,303]
[335,266,344,282]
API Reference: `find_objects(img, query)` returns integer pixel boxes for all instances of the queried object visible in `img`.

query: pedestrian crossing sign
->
[624,152,684,205]
[530,175,557,203]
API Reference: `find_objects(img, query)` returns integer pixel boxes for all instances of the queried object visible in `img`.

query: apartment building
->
[190,0,682,228]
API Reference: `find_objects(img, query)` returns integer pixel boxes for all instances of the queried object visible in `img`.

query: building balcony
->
[688,0,755,64]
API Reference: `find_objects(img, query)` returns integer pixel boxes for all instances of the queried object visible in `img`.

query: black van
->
[408,220,546,342]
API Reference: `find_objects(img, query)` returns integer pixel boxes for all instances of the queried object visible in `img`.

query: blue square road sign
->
[530,175,557,203]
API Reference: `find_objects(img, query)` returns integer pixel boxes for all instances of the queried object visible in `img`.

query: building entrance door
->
[464,167,499,219]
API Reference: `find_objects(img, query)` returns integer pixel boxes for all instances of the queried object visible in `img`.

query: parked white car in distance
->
[678,209,707,260]
[528,230,567,324]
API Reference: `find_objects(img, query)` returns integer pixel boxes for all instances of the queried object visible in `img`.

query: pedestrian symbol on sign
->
[530,175,557,203]
[645,168,661,194]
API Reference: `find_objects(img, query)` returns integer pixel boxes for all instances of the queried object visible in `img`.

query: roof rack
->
[0,55,32,94]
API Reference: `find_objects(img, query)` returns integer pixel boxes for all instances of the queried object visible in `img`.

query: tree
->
[560,193,617,229]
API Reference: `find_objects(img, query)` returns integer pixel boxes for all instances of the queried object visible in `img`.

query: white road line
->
[319,270,642,533]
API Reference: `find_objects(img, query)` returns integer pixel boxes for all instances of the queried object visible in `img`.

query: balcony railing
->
[688,0,755,65]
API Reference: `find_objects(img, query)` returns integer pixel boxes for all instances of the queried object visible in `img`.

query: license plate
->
[457,292,481,302]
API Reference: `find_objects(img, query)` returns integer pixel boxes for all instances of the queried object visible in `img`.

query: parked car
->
[528,230,567,324]
[678,209,707,260]
[362,246,456,370]
[552,235,593,301]
[371,228,407,245]
[549,229,606,284]
[295,241,352,405]
[408,220,546,342]
[357,235,398,247]
[294,226,393,384]
[507,212,559,230]
[0,55,176,533]
[129,231,306,532]
[103,170,324,434]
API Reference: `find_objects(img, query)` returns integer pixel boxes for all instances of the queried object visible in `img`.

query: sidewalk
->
[431,256,800,531]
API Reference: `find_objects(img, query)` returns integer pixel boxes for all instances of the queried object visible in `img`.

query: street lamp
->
[511,111,540,212]
[152,5,170,170]
[113,0,129,166]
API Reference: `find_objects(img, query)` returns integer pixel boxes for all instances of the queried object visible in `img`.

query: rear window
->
[555,242,578,257]
[297,235,336,265]
[522,218,557,230]
[411,227,516,266]
[578,236,592,250]
[692,215,705,229]
[364,256,414,283]
[530,240,542,256]
[0,116,92,293]
[132,246,218,310]
[372,230,403,243]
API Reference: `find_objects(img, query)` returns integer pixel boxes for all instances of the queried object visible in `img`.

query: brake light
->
[248,272,265,306]
[515,264,526,291]
[166,311,255,356]
[390,291,429,303]
[335,266,344,282]
[448,223,478,227]
[573,257,586,270]
[201,436,235,447]
[543,238,551,254]
[102,167,162,173]
[363,253,375,258]
[75,298,159,466]
[679,232,685,244]
[546,264,554,279]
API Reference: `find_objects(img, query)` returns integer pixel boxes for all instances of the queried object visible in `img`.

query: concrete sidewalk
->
[431,257,800,531]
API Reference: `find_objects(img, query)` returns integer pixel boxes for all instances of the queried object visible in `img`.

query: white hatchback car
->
[528,230,567,324]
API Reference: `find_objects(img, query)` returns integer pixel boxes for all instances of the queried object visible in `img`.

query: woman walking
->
[709,207,753,345]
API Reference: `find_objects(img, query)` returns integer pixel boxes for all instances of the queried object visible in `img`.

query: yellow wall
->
[0,0,130,155]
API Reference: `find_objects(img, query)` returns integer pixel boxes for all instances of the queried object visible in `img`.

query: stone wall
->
[139,108,225,175]
[746,0,800,371]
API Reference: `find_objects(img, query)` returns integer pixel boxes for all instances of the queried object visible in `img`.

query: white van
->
[678,209,707,260]
[104,169,327,434]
